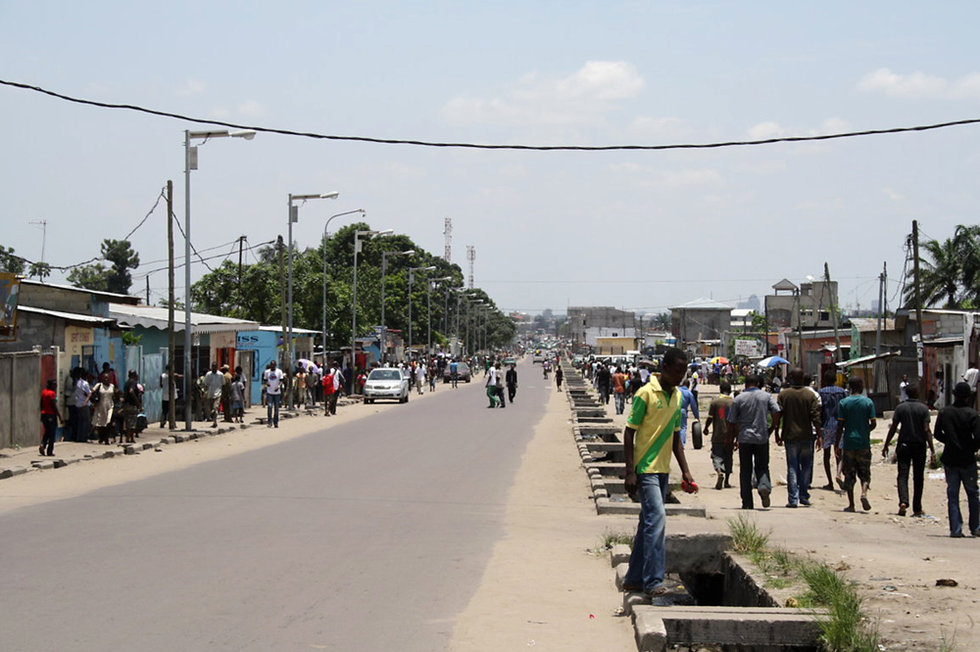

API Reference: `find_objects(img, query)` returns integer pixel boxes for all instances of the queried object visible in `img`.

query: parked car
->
[442,361,472,383]
[532,350,545,363]
[501,357,517,367]
[363,368,409,404]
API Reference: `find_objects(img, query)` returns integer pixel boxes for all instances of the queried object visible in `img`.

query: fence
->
[0,350,43,449]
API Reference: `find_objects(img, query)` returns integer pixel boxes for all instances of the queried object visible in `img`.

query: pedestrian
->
[612,366,628,415]
[428,360,437,393]
[485,363,499,408]
[63,368,78,442]
[263,360,284,427]
[963,362,980,409]
[622,347,696,599]
[678,380,699,447]
[776,368,822,508]
[415,363,426,395]
[121,370,142,444]
[90,371,116,445]
[160,364,178,428]
[449,358,459,388]
[73,370,93,442]
[704,380,735,490]
[727,373,781,509]
[596,363,611,405]
[899,374,910,403]
[882,384,936,517]
[294,364,307,407]
[835,375,877,512]
[221,364,234,422]
[230,371,246,423]
[324,363,341,416]
[555,365,563,391]
[494,362,506,408]
[933,381,980,537]
[818,370,846,490]
[505,363,518,404]
[40,379,60,457]
[203,362,224,428]
[100,362,118,389]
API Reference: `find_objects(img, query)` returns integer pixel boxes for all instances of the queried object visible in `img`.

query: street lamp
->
[321,209,366,368]
[381,249,415,362]
[407,265,436,355]
[427,276,452,354]
[468,298,485,356]
[287,191,338,408]
[352,228,393,379]
[183,128,254,431]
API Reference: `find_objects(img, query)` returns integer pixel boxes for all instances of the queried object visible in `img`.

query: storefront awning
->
[109,304,259,334]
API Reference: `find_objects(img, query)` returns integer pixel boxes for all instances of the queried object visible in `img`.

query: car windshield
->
[457,363,469,372]
[368,370,400,381]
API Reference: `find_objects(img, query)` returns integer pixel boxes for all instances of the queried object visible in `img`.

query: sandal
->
[646,584,670,597]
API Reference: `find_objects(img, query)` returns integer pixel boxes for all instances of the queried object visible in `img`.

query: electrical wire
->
[123,186,166,241]
[4,78,980,152]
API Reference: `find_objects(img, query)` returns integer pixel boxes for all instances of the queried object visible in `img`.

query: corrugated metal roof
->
[671,297,733,310]
[19,305,115,325]
[108,304,260,334]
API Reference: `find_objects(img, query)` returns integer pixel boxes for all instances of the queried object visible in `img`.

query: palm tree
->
[904,236,962,309]
[954,224,980,306]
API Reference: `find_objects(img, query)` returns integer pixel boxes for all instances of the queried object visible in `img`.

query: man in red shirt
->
[40,379,60,456]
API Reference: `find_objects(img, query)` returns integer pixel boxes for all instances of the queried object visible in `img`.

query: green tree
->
[29,261,51,280]
[0,245,25,275]
[904,236,963,309]
[68,239,140,294]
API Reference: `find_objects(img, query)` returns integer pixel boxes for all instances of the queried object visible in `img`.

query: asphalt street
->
[0,361,547,651]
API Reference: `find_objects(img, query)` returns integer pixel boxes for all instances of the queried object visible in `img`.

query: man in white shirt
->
[263,361,285,428]
[415,364,426,395]
[203,362,224,427]
[963,362,979,408]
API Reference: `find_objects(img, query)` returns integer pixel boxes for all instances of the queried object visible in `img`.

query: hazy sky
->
[3,1,979,316]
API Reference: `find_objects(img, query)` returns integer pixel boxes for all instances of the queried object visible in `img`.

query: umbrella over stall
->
[757,355,790,368]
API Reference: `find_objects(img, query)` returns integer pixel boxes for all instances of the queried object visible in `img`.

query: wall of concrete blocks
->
[0,350,42,448]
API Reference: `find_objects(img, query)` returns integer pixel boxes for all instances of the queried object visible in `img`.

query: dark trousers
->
[41,414,57,455]
[66,405,78,441]
[326,393,338,415]
[738,443,771,508]
[507,384,517,403]
[495,386,506,407]
[896,442,927,514]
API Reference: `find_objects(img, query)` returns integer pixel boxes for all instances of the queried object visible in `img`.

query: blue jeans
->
[784,439,815,505]
[624,473,669,592]
[945,464,980,536]
[266,393,282,426]
[614,393,625,415]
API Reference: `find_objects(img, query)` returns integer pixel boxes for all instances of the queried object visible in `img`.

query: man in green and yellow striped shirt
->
[623,347,696,597]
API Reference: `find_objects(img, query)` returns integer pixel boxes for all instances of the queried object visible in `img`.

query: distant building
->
[765,278,839,330]
[670,298,732,346]
[567,306,636,349]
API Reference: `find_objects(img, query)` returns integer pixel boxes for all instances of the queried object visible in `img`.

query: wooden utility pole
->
[875,262,886,355]
[166,180,176,429]
[912,221,925,383]
[825,262,841,363]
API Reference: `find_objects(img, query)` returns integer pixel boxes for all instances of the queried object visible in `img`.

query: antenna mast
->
[466,245,475,289]
[443,217,452,262]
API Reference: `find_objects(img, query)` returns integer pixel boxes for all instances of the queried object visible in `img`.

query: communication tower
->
[443,217,452,262]
[466,245,475,289]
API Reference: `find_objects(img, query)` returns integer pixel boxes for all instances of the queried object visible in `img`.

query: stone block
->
[632,605,825,649]
[611,544,631,567]
[632,608,668,652]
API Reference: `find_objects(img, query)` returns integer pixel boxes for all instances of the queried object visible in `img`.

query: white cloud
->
[442,61,644,126]
[628,116,688,139]
[859,68,980,100]
[882,187,906,203]
[238,100,265,117]
[176,78,206,96]
[747,121,787,140]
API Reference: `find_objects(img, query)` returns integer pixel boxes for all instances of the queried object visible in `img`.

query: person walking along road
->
[933,381,980,536]
[555,365,563,391]
[727,373,781,509]
[40,379,60,456]
[263,361,284,428]
[818,370,846,490]
[836,375,876,512]
[882,385,935,517]
[776,368,822,508]
[505,364,518,404]
[622,347,696,599]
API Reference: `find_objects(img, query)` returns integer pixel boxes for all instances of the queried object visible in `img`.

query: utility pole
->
[166,180,176,430]
[912,220,925,382]
[277,235,291,407]
[825,262,841,364]
[237,235,246,307]
[875,262,886,355]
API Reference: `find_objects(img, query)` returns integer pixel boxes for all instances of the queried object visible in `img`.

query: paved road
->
[1,361,546,651]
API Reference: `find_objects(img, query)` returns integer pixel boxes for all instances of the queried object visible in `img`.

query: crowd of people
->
[615,348,980,600]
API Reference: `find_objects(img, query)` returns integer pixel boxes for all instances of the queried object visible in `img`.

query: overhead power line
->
[3,78,980,152]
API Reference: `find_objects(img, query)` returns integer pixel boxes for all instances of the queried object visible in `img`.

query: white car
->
[363,368,409,404]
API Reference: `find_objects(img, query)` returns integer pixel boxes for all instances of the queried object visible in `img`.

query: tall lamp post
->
[183,128,254,431]
[427,277,452,354]
[407,266,436,355]
[287,192,338,409]
[468,299,485,356]
[352,228,393,379]
[321,209,365,367]
[380,249,415,362]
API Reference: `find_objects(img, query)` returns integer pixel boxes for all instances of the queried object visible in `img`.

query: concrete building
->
[567,306,636,350]
[765,278,839,330]
[670,298,732,346]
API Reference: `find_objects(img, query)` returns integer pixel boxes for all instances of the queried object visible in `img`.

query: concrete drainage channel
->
[562,364,826,651]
